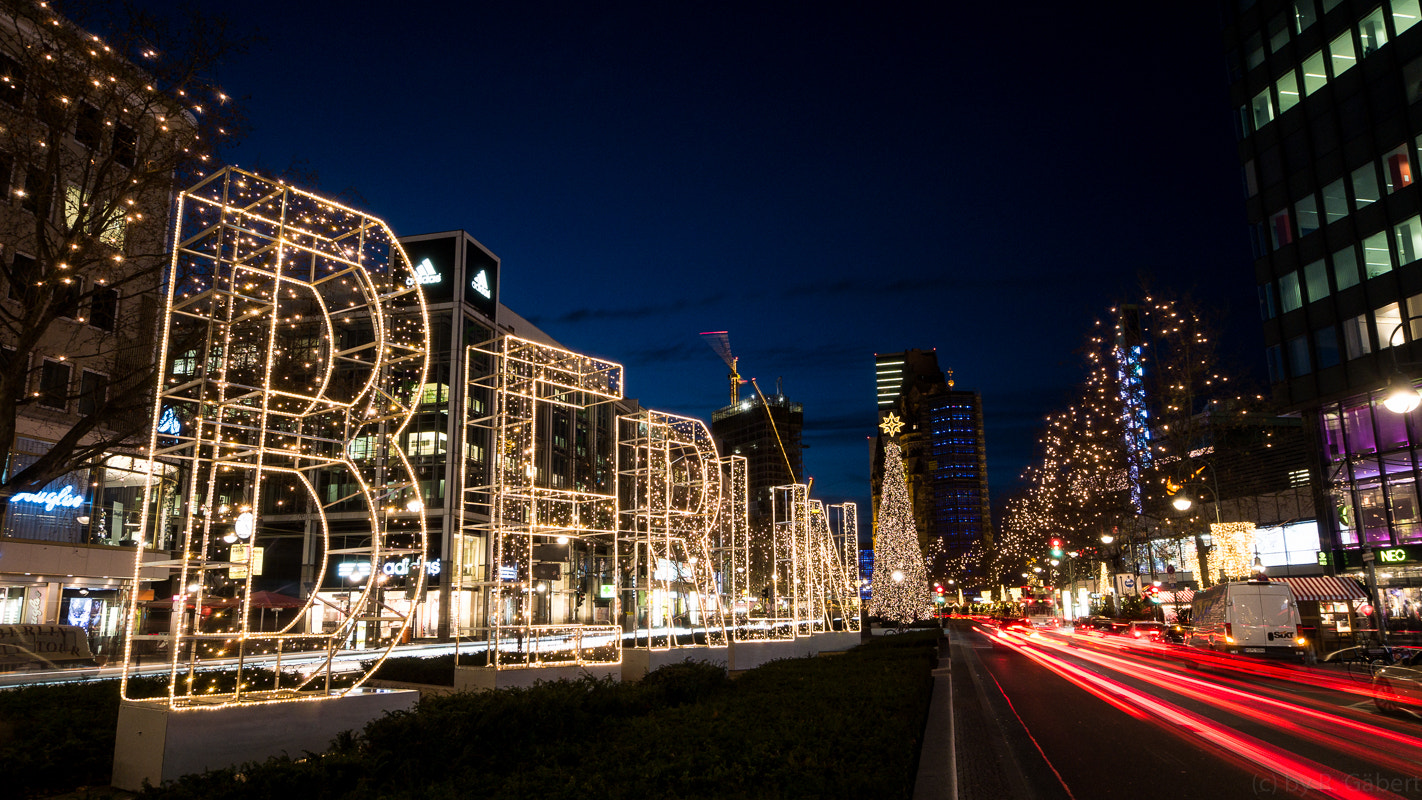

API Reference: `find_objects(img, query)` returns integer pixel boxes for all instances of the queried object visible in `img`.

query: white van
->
[1186,579,1305,660]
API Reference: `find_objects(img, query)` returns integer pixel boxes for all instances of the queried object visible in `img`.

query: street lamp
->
[1382,320,1422,413]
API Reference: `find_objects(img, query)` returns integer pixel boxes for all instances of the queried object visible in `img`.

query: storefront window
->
[1356,479,1390,545]
[1387,473,1422,543]
[1345,404,1378,453]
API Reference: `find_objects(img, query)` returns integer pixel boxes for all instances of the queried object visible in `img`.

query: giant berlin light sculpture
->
[461,334,623,668]
[122,167,431,707]
[619,409,729,649]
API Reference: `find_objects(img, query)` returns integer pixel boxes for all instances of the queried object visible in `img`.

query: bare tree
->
[0,0,242,530]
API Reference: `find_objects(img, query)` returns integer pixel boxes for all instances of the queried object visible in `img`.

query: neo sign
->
[1378,548,1409,563]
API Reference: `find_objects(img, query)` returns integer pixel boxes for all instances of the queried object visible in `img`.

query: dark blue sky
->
[136,1,1262,522]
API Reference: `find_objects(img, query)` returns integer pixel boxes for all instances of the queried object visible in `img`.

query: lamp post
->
[1168,459,1223,586]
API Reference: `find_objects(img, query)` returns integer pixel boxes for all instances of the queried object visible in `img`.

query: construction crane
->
[699,331,802,489]
[700,330,744,404]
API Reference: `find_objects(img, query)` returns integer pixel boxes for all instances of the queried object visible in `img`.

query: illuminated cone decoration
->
[870,414,933,623]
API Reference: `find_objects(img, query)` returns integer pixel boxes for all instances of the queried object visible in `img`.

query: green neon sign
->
[1379,548,1408,563]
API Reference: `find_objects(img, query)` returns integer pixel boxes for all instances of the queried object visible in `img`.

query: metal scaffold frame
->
[122,167,431,708]
[618,410,729,650]
[460,334,623,668]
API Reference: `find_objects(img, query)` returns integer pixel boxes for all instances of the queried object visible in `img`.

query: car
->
[1163,624,1189,644]
[997,617,1034,633]
[1373,648,1422,717]
[1125,621,1168,642]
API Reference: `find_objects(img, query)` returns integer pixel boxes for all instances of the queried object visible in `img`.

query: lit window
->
[1330,30,1357,75]
[1352,163,1380,208]
[1280,271,1303,312]
[1304,258,1329,301]
[1276,70,1301,113]
[1394,215,1422,266]
[1384,144,1413,193]
[1396,0,1422,34]
[1296,194,1319,235]
[1322,177,1348,223]
[1270,208,1294,248]
[1359,8,1389,56]
[1333,244,1360,290]
[1343,313,1372,358]
[1376,301,1403,348]
[1302,50,1328,94]
[1363,230,1392,277]
[1252,88,1275,129]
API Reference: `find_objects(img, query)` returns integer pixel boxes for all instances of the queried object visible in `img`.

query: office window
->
[1287,336,1311,375]
[1245,160,1259,196]
[1408,293,1422,340]
[1277,70,1301,113]
[21,167,48,216]
[1322,0,1344,12]
[1384,144,1413,193]
[1315,326,1341,368]
[0,53,23,108]
[1252,88,1275,130]
[1295,0,1319,32]
[1236,106,1251,140]
[1334,244,1361,289]
[78,370,105,416]
[1247,32,1266,69]
[1344,313,1373,358]
[1353,163,1381,208]
[1270,208,1294,248]
[1397,0,1422,34]
[7,253,35,301]
[1280,272,1304,312]
[1377,302,1404,349]
[1303,50,1329,94]
[1331,30,1357,75]
[74,104,102,150]
[54,275,82,319]
[1323,177,1349,222]
[1396,215,1422,265]
[1259,283,1278,320]
[39,360,69,409]
[1304,258,1329,301]
[1364,230,1392,277]
[1296,194,1320,235]
[1266,344,1285,382]
[89,286,117,332]
[1269,13,1291,51]
[1359,7,1389,56]
[113,123,136,169]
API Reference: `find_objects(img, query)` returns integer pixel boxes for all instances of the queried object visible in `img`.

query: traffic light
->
[1049,538,1064,559]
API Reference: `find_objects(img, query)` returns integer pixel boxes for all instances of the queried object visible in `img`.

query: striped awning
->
[1271,576,1368,603]
[1161,589,1194,604]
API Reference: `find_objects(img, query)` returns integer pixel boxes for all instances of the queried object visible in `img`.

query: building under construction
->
[710,392,804,523]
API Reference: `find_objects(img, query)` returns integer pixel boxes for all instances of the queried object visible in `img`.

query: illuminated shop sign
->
[599,583,615,599]
[406,258,441,286]
[499,565,518,581]
[10,484,84,510]
[470,268,492,299]
[337,561,372,581]
[382,556,440,577]
[157,406,181,436]
[1378,548,1409,563]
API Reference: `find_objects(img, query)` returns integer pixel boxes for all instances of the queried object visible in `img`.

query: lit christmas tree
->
[870,413,933,623]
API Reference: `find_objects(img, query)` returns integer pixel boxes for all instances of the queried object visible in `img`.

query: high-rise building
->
[870,349,991,577]
[710,391,803,524]
[1225,1,1422,629]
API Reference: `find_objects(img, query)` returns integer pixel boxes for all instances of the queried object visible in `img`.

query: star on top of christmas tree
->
[880,412,904,437]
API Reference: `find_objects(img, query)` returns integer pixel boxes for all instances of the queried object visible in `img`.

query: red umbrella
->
[246,591,304,609]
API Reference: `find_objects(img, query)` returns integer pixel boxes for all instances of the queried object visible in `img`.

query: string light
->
[869,435,932,623]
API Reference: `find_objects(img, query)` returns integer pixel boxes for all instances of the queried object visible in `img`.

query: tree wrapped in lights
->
[0,2,243,530]
[869,415,932,623]
[1211,521,1257,581]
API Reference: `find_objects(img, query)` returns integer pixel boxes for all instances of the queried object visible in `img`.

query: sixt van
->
[1186,579,1306,660]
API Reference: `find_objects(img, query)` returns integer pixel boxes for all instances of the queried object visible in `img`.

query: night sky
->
[131,2,1263,530]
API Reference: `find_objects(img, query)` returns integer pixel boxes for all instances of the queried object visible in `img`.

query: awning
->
[1161,589,1194,604]
[1271,576,1368,603]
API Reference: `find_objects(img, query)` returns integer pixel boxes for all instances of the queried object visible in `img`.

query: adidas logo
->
[405,258,441,286]
[470,268,492,299]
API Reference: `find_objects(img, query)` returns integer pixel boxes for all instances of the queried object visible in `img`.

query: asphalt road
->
[940,620,1422,800]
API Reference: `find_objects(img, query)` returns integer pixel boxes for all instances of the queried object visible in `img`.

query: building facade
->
[1225,0,1422,639]
[871,349,992,577]
[709,391,803,524]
